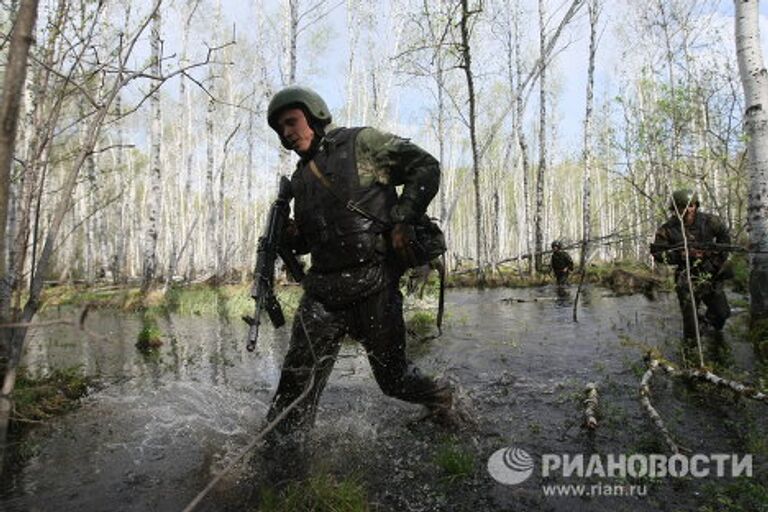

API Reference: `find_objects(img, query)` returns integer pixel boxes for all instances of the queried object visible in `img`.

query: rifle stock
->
[243,176,305,352]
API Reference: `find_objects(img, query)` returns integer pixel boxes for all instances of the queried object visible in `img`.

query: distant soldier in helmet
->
[650,189,732,345]
[550,240,574,286]
[261,85,466,472]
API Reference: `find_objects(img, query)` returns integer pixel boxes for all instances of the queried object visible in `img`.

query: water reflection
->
[21,307,284,390]
[1,287,752,511]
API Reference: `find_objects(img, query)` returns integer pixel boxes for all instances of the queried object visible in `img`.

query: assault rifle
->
[243,176,305,352]
[649,242,747,255]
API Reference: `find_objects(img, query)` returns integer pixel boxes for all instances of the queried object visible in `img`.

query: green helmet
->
[551,240,562,250]
[670,189,699,212]
[267,85,332,133]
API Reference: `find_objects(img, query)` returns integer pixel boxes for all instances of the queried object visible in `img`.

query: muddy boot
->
[422,381,476,431]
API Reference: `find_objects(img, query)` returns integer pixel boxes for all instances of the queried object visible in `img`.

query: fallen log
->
[683,368,768,404]
[638,358,680,454]
[583,382,599,430]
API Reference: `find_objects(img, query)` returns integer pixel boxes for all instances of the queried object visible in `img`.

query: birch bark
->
[734,0,768,334]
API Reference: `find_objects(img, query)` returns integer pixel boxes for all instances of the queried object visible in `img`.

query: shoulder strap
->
[307,159,390,229]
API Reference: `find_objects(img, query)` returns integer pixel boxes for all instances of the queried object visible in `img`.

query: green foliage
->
[164,285,224,316]
[136,314,162,352]
[258,474,370,512]
[40,284,136,311]
[630,433,667,455]
[13,367,92,422]
[729,254,749,294]
[161,284,302,319]
[743,424,768,459]
[748,318,768,361]
[446,267,548,288]
[433,439,474,481]
[406,310,437,337]
[699,478,768,512]
[41,283,304,321]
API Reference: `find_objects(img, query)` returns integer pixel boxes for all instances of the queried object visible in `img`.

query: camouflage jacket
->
[650,211,731,274]
[551,251,574,273]
[288,125,440,255]
[336,125,440,223]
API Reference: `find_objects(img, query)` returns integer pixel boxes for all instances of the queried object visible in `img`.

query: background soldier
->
[550,240,574,286]
[261,85,466,482]
[650,189,732,346]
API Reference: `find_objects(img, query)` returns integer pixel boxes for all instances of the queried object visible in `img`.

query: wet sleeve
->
[358,127,440,223]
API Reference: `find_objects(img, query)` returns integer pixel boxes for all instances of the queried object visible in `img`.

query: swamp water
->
[0,286,765,511]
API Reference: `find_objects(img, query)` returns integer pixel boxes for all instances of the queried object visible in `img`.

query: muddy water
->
[0,286,764,512]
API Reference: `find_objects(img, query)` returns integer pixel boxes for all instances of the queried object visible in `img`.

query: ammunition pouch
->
[407,215,447,268]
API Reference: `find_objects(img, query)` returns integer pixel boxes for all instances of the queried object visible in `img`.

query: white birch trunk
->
[734,0,768,325]
[534,0,547,272]
[581,0,598,272]
[142,8,162,291]
[459,0,484,279]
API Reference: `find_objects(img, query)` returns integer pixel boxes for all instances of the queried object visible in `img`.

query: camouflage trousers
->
[675,272,731,341]
[264,277,450,441]
[554,270,570,286]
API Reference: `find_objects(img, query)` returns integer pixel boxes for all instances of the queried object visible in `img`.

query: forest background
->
[2,0,768,465]
[2,0,767,288]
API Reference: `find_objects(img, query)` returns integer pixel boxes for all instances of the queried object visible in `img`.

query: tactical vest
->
[661,212,728,274]
[291,127,397,272]
[551,251,573,273]
[661,212,717,247]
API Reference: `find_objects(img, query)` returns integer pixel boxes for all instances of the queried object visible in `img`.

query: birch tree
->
[0,0,38,447]
[141,7,163,292]
[0,0,38,307]
[581,0,599,271]
[533,0,548,272]
[734,0,768,353]
[574,0,600,320]
[458,0,485,279]
[0,0,229,440]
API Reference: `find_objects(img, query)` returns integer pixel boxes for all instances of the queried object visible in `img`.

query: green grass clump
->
[40,284,135,310]
[259,474,370,512]
[434,440,474,481]
[699,478,768,512]
[164,284,224,316]
[406,310,437,337]
[13,367,92,422]
[136,314,163,351]
[163,283,302,319]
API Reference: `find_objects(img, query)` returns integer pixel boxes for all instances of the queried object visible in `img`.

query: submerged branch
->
[583,382,598,430]
[683,368,768,404]
[638,358,680,454]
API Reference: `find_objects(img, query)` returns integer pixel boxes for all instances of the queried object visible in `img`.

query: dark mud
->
[1,286,765,511]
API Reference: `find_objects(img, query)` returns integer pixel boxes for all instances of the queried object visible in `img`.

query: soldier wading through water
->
[550,240,574,286]
[650,189,733,354]
[260,85,469,484]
